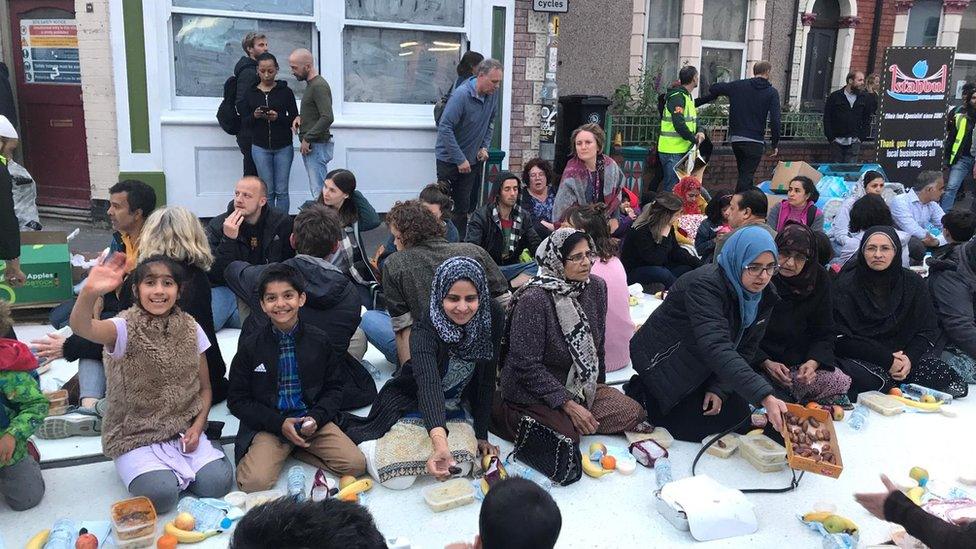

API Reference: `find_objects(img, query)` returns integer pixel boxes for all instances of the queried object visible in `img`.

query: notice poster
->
[876,47,954,185]
[20,19,81,85]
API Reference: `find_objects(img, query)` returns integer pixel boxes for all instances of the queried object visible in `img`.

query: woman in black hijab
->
[754,222,851,404]
[833,226,967,399]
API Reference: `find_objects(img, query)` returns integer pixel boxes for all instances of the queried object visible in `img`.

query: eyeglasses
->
[779,251,809,264]
[566,251,598,264]
[744,263,780,276]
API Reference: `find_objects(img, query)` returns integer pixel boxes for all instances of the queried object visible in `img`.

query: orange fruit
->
[600,455,616,470]
[889,388,902,397]
[157,535,178,549]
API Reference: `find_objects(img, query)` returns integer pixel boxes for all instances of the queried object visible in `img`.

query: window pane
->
[701,48,743,94]
[906,0,941,47]
[647,0,681,40]
[172,15,313,97]
[173,0,313,16]
[343,26,460,104]
[960,2,976,54]
[644,42,679,89]
[952,60,976,100]
[345,0,464,27]
[703,0,747,42]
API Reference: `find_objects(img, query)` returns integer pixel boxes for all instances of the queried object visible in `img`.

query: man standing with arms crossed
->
[289,49,334,198]
[435,58,503,238]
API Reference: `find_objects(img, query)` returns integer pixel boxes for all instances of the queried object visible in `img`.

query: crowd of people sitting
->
[5,116,976,547]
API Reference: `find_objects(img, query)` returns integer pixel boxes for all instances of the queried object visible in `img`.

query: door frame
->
[801,27,837,111]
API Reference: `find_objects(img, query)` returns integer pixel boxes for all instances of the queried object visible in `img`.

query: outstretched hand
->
[84,253,127,295]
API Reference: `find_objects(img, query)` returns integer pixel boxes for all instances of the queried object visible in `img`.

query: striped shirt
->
[274,323,307,417]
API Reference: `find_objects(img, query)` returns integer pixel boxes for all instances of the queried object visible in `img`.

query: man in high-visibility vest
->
[658,65,705,192]
[944,84,976,211]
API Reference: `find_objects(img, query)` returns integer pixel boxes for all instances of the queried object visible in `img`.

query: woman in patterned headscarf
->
[492,228,648,444]
[341,256,503,489]
[754,222,852,405]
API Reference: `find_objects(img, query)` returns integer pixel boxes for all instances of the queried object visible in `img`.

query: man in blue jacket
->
[435,58,503,238]
[699,61,782,192]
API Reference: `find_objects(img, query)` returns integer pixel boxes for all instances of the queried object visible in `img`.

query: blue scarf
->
[717,225,777,344]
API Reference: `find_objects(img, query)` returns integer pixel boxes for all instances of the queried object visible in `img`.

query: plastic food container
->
[782,403,844,479]
[422,478,475,512]
[702,433,738,458]
[858,391,905,416]
[626,426,674,449]
[45,389,69,416]
[245,489,286,511]
[224,491,247,510]
[114,531,155,549]
[739,434,787,473]
[111,497,157,541]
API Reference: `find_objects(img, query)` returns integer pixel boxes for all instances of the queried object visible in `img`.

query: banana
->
[907,486,925,505]
[890,395,944,412]
[24,529,50,549]
[822,514,858,534]
[580,451,612,478]
[164,521,220,543]
[802,511,833,523]
[335,478,373,500]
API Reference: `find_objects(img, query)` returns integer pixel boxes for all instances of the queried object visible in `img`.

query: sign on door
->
[20,19,80,85]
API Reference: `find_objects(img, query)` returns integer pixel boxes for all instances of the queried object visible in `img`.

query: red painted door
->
[9,1,90,208]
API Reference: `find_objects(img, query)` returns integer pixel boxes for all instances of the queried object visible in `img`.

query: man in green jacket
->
[658,65,705,192]
[289,48,335,199]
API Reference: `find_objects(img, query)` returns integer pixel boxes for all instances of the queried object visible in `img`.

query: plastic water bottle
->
[287,465,307,501]
[43,519,77,548]
[849,405,869,431]
[177,496,232,531]
[504,461,554,491]
[654,457,673,489]
[361,359,384,381]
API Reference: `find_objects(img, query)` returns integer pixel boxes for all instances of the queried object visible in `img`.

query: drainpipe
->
[783,0,802,106]
[866,0,884,76]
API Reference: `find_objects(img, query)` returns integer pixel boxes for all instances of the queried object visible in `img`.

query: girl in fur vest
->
[69,253,233,512]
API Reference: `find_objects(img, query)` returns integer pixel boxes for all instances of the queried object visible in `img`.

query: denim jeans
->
[436,159,483,238]
[78,358,106,400]
[627,264,694,289]
[360,310,398,366]
[302,140,334,198]
[829,141,861,163]
[658,152,686,192]
[499,261,538,281]
[252,144,294,213]
[944,155,974,211]
[211,286,242,331]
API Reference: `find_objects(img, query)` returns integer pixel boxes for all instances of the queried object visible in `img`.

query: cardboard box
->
[783,403,844,479]
[770,161,822,193]
[0,231,72,307]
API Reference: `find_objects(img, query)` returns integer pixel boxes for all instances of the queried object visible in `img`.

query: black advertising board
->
[876,47,954,185]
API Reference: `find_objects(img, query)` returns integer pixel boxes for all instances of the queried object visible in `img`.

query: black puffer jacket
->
[929,243,976,359]
[626,263,776,415]
[224,254,376,410]
[228,321,346,463]
[464,205,542,266]
[205,201,294,286]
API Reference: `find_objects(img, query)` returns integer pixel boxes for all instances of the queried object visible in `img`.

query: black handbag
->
[508,415,582,486]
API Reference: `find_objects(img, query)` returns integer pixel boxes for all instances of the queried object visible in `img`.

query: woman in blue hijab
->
[625,226,790,441]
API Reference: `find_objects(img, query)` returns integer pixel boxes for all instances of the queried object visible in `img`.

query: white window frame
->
[642,0,749,92]
[643,0,680,81]
[700,0,749,90]
[905,0,944,47]
[164,2,318,111]
[334,1,471,119]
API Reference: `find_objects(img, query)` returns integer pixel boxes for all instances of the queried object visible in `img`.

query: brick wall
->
[621,141,879,198]
[507,1,546,176]
[851,0,897,77]
[76,0,119,204]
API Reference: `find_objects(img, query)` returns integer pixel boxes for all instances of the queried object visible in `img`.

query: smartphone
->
[258,106,271,114]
